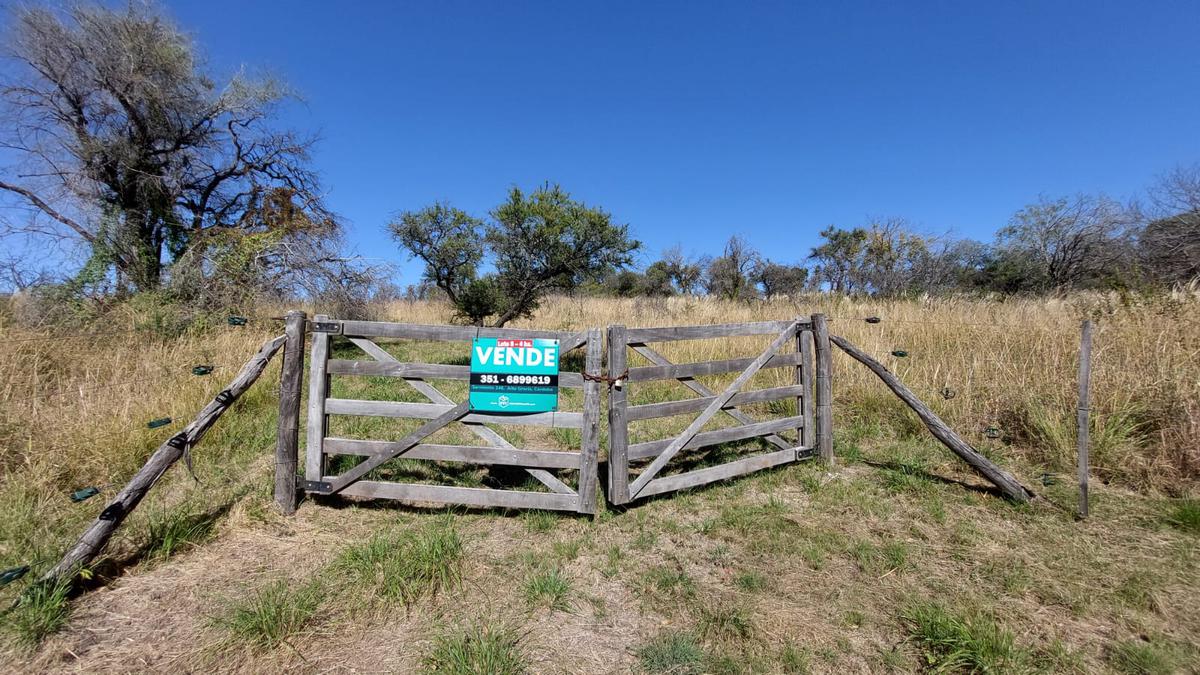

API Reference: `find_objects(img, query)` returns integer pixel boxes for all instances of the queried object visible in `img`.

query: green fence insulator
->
[940,387,956,400]
[70,486,100,502]
[984,426,1001,439]
[891,350,908,358]
[227,316,248,326]
[147,417,172,429]
[192,365,213,376]
[0,565,29,587]
[865,316,882,324]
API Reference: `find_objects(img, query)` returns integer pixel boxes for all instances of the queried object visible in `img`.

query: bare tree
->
[996,195,1133,292]
[704,235,760,300]
[1140,165,1200,286]
[0,3,333,291]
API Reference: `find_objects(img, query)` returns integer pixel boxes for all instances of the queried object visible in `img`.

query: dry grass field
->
[0,294,1198,673]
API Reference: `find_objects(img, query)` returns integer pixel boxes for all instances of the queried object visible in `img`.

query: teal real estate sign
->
[469,337,560,413]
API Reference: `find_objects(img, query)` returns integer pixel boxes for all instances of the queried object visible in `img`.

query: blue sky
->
[164,0,1199,284]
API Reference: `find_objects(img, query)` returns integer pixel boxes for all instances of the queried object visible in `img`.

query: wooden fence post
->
[811,313,834,463]
[1077,320,1094,518]
[607,324,630,504]
[578,328,602,515]
[275,310,306,514]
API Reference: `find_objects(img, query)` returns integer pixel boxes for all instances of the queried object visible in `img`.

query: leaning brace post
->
[830,333,1035,502]
[811,313,834,463]
[39,333,286,587]
[1076,320,1094,518]
[275,310,307,514]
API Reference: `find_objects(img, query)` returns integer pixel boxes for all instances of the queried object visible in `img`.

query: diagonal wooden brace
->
[321,400,470,494]
[628,343,793,452]
[627,321,799,498]
[349,338,575,495]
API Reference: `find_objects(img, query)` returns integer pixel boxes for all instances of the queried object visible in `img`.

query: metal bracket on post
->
[309,321,342,334]
[304,480,332,494]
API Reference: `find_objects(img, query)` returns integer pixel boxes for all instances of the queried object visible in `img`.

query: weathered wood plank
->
[812,314,834,463]
[578,329,602,514]
[326,359,584,388]
[607,325,631,504]
[627,321,799,498]
[628,415,806,460]
[338,320,582,345]
[623,320,807,343]
[322,401,471,494]
[799,327,815,450]
[347,337,574,496]
[275,310,306,515]
[305,314,331,482]
[337,480,580,511]
[626,352,802,383]
[324,398,584,428]
[626,385,806,421]
[637,448,798,498]
[323,438,579,468]
[1076,320,1093,518]
[830,333,1035,502]
[40,334,287,586]
[628,344,792,452]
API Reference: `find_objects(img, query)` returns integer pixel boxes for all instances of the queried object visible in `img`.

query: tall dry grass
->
[0,291,1196,578]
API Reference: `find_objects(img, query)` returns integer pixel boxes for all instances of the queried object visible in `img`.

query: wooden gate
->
[302,316,601,514]
[606,316,833,504]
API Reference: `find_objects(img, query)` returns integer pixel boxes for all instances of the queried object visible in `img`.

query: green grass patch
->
[335,517,463,605]
[521,509,558,533]
[210,579,322,650]
[733,570,766,592]
[2,580,72,648]
[901,601,1028,673]
[423,621,526,674]
[697,602,754,641]
[523,567,571,610]
[1105,637,1191,675]
[642,563,696,599]
[637,631,705,674]
[144,507,219,561]
[1163,499,1200,534]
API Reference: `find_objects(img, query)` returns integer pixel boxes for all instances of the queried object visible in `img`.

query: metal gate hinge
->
[304,480,332,493]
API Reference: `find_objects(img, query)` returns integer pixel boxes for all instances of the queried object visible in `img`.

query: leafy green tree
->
[754,262,808,299]
[809,226,867,293]
[390,184,639,326]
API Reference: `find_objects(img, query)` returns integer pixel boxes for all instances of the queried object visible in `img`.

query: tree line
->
[1,3,1197,329]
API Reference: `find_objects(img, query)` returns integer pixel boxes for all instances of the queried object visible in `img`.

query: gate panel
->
[302,319,600,514]
[607,317,818,504]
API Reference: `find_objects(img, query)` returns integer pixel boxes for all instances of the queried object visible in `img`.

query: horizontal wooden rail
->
[339,320,587,349]
[637,447,799,498]
[325,398,584,429]
[324,438,579,468]
[624,320,806,343]
[337,480,581,511]
[326,360,585,388]
[627,385,805,421]
[627,352,802,383]
[628,415,804,460]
